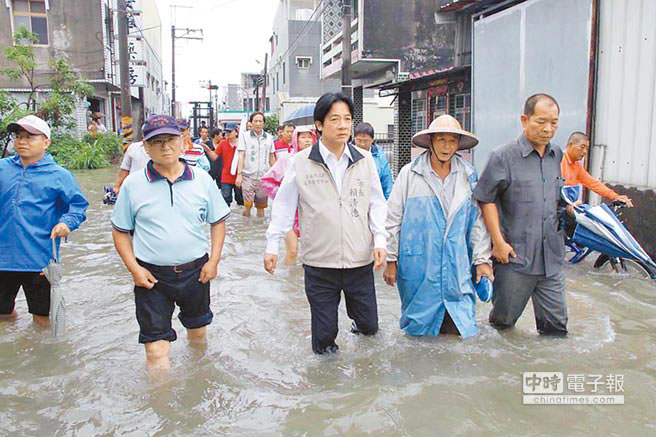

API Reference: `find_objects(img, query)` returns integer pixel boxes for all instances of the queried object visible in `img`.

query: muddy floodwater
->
[1,167,655,436]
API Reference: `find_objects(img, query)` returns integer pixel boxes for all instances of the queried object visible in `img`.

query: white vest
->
[294,144,375,268]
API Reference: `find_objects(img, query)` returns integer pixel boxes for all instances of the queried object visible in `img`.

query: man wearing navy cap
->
[111,114,230,371]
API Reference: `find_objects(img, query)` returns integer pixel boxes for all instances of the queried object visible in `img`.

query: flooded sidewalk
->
[1,167,655,435]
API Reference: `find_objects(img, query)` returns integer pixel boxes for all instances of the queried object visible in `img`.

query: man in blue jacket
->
[0,115,88,326]
[354,122,393,199]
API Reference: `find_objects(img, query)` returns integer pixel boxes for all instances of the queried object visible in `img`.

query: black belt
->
[137,253,208,273]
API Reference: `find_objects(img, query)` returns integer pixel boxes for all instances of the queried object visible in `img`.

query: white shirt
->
[265,141,388,255]
[120,141,149,173]
[429,158,460,215]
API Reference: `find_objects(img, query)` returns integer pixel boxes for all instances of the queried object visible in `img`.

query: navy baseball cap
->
[142,115,181,141]
[176,118,189,130]
[225,123,239,131]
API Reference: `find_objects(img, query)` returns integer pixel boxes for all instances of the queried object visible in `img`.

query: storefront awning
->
[376,66,471,92]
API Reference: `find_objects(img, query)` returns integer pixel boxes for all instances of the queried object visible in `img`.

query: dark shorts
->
[134,254,213,344]
[0,271,51,316]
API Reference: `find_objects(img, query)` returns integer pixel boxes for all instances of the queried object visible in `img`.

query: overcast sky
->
[157,0,280,116]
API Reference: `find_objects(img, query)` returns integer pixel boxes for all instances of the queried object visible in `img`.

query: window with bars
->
[411,92,427,136]
[449,93,471,131]
[430,94,448,120]
[12,0,48,45]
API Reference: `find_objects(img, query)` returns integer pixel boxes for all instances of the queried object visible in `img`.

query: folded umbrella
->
[475,276,494,303]
[42,238,65,336]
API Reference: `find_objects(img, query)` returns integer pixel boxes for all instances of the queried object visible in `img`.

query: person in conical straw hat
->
[384,114,493,338]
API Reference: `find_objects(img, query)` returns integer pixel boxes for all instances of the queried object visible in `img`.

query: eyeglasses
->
[148,136,179,148]
[12,133,46,143]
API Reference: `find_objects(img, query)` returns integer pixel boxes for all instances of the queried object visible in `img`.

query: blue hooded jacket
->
[0,153,89,271]
[371,144,393,199]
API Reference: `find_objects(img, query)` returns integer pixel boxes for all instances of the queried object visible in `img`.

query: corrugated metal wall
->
[592,0,656,189]
[471,0,593,170]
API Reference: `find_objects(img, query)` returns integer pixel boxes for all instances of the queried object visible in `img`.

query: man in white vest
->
[264,92,388,354]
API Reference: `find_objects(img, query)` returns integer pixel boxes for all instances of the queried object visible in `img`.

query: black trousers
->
[221,183,244,206]
[303,262,378,354]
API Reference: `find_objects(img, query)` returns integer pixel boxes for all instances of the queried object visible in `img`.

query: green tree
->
[2,26,39,109]
[38,59,94,130]
[1,27,94,157]
[264,113,279,135]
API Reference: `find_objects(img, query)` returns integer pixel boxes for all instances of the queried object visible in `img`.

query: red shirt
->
[217,139,238,184]
[272,139,292,157]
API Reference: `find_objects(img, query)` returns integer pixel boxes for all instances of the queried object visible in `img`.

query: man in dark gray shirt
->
[473,94,567,336]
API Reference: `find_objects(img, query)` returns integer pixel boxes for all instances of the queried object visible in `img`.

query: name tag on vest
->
[302,171,331,186]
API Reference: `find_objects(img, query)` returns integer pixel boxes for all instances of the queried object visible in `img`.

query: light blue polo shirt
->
[111,159,230,266]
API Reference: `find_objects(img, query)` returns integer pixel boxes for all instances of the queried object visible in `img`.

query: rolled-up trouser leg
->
[303,265,342,354]
[343,262,378,336]
[531,271,568,336]
[489,264,538,329]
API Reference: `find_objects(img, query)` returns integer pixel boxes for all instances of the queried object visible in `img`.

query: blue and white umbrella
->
[561,186,656,271]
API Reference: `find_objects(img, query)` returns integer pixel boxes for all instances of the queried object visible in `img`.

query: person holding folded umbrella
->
[384,115,493,337]
[0,115,88,327]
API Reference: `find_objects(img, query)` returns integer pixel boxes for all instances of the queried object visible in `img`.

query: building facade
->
[268,0,341,123]
[0,0,167,138]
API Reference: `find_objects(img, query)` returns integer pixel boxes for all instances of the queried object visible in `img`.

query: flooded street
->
[1,166,655,436]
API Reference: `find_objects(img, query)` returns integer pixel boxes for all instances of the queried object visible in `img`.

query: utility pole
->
[171,25,176,116]
[207,80,218,128]
[171,25,203,117]
[117,0,133,144]
[341,0,352,98]
[255,78,260,112]
[261,53,268,112]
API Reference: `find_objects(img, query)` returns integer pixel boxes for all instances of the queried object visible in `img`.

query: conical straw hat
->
[411,114,479,150]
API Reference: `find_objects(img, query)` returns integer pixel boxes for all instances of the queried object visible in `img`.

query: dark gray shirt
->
[473,134,565,277]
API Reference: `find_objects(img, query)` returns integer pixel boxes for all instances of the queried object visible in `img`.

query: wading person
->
[113,139,149,193]
[0,115,88,326]
[473,94,568,336]
[199,127,224,189]
[270,122,294,166]
[215,124,243,206]
[179,119,210,171]
[384,115,492,337]
[236,112,273,217]
[111,115,230,371]
[264,93,388,354]
[260,126,316,265]
[353,122,393,199]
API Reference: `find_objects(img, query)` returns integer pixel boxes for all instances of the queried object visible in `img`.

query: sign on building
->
[128,65,146,87]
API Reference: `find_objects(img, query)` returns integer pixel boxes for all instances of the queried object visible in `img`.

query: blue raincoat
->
[0,153,88,271]
[386,152,491,338]
[371,144,393,199]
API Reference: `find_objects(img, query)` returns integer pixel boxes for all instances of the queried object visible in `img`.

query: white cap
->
[7,115,51,139]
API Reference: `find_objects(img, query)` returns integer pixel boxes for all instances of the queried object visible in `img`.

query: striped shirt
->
[182,141,206,167]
